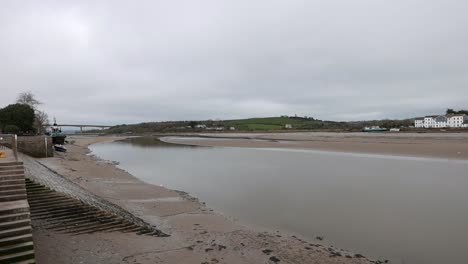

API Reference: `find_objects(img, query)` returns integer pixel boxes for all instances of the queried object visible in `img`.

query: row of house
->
[194,124,236,131]
[415,114,468,128]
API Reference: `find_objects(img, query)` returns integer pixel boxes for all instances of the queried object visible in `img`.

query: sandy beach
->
[27,135,375,264]
[162,132,468,160]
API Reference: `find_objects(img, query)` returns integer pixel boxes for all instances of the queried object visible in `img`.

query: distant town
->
[415,114,468,128]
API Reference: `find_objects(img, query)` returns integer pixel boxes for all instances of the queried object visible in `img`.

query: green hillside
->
[101,115,416,134]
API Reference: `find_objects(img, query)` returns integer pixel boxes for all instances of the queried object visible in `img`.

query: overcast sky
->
[1,0,467,124]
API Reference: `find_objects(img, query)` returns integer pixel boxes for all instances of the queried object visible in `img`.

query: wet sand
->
[30,135,374,264]
[162,132,468,160]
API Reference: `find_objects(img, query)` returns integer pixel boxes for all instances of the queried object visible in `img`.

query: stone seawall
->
[17,136,53,158]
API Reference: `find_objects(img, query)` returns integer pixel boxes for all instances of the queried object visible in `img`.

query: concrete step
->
[0,234,33,247]
[0,249,35,263]
[0,170,24,176]
[24,185,49,191]
[0,165,23,171]
[0,175,24,181]
[0,161,23,167]
[0,241,34,257]
[0,220,31,231]
[0,201,29,216]
[0,226,31,240]
[26,193,59,200]
[0,194,27,202]
[0,213,30,224]
[0,185,26,191]
[0,189,26,197]
[0,179,24,186]
[28,197,70,206]
[24,186,49,191]
[11,260,36,264]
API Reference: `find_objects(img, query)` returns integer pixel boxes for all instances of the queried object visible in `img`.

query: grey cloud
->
[1,0,467,124]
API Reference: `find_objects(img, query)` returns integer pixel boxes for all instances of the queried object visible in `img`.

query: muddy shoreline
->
[161,132,468,160]
[28,135,376,264]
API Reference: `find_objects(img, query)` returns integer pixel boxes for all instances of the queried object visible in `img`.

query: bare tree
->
[34,110,49,134]
[17,92,49,134]
[16,91,42,109]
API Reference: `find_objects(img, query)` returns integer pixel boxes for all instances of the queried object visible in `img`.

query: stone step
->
[0,194,27,202]
[0,189,26,197]
[24,186,49,191]
[24,184,47,189]
[25,192,58,199]
[11,260,36,264]
[28,197,70,206]
[0,185,26,191]
[0,170,24,176]
[0,179,25,186]
[0,234,33,247]
[0,219,31,231]
[0,213,30,224]
[0,226,31,240]
[0,249,35,263]
[0,165,23,171]
[0,161,23,167]
[0,175,25,182]
[0,241,34,257]
[0,201,30,216]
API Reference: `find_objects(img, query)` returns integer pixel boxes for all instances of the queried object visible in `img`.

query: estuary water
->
[90,137,468,264]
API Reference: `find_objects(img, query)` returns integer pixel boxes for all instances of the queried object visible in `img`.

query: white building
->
[414,118,424,128]
[416,114,468,128]
[447,114,467,127]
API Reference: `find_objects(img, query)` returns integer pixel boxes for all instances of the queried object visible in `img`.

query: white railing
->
[0,134,18,161]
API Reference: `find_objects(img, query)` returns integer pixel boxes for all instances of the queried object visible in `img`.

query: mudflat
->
[163,132,468,160]
[28,135,375,264]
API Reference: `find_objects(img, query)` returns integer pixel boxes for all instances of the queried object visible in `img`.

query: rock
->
[217,245,227,251]
[262,249,273,255]
[269,256,281,263]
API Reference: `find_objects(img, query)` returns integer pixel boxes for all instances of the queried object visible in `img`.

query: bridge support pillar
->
[80,126,83,133]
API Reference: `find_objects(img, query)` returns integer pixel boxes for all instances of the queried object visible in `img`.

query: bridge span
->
[45,124,112,132]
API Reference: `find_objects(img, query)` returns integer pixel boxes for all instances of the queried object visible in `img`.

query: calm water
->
[90,137,468,264]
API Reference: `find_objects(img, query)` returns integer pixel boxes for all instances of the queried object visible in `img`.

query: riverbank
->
[29,135,375,264]
[162,132,468,160]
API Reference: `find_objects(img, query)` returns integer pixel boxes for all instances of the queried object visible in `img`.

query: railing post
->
[45,136,48,158]
[13,134,18,161]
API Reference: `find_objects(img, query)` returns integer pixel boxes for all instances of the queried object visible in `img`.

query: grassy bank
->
[99,116,416,134]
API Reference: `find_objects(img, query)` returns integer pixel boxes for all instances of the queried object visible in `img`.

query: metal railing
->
[0,134,18,161]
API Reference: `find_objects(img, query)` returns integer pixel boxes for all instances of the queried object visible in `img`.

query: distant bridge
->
[45,124,113,132]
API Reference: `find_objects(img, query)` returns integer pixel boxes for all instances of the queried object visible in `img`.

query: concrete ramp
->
[0,154,35,264]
